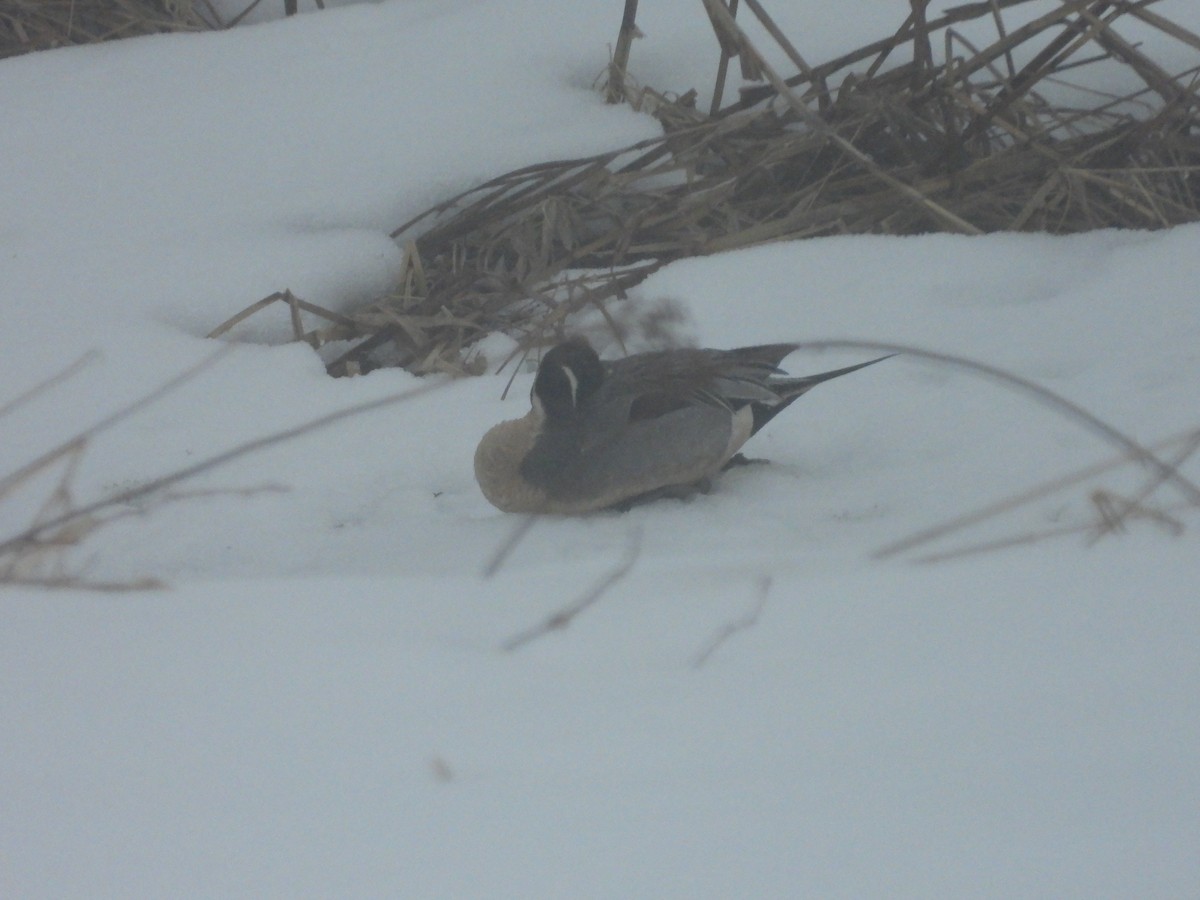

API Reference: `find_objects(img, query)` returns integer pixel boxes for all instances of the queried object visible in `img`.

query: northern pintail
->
[475,337,889,513]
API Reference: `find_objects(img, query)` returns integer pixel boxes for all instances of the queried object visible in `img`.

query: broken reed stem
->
[709,0,739,114]
[606,0,641,104]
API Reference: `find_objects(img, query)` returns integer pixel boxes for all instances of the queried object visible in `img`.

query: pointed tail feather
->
[750,354,895,435]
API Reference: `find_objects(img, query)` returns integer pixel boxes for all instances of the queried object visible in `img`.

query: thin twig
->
[1084,426,1200,544]
[691,575,771,668]
[501,526,643,652]
[912,497,1192,563]
[0,374,449,561]
[3,575,166,591]
[0,351,99,421]
[875,426,1200,558]
[0,346,233,502]
[482,514,538,577]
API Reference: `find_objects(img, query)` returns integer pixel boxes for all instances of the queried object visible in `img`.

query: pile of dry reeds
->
[207,0,1200,376]
[0,0,221,57]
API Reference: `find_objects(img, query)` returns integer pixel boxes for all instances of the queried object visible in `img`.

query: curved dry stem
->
[792,338,1200,508]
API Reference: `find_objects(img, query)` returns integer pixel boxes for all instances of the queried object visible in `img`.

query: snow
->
[2,1,1199,896]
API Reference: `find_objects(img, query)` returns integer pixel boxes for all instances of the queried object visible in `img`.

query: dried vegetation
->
[5,0,1197,372]
[203,0,1200,376]
[0,0,217,56]
[0,0,331,56]
[0,350,444,589]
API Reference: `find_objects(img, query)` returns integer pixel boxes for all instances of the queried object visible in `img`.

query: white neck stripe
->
[561,365,579,406]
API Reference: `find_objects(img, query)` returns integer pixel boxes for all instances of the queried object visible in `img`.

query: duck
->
[474,336,891,514]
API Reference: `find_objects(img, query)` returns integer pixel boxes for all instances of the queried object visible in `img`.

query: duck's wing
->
[595,343,798,422]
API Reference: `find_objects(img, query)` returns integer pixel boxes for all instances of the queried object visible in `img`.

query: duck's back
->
[523,401,739,510]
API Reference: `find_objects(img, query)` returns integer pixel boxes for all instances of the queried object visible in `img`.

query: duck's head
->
[530,336,606,423]
[474,337,608,514]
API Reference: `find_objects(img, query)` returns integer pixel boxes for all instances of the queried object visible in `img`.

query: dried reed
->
[0,0,219,57]
[211,0,1199,376]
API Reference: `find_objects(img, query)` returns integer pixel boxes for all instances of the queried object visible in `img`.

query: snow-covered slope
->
[2,2,1198,896]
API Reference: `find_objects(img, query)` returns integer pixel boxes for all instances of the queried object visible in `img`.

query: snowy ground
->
[2,1,1199,897]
